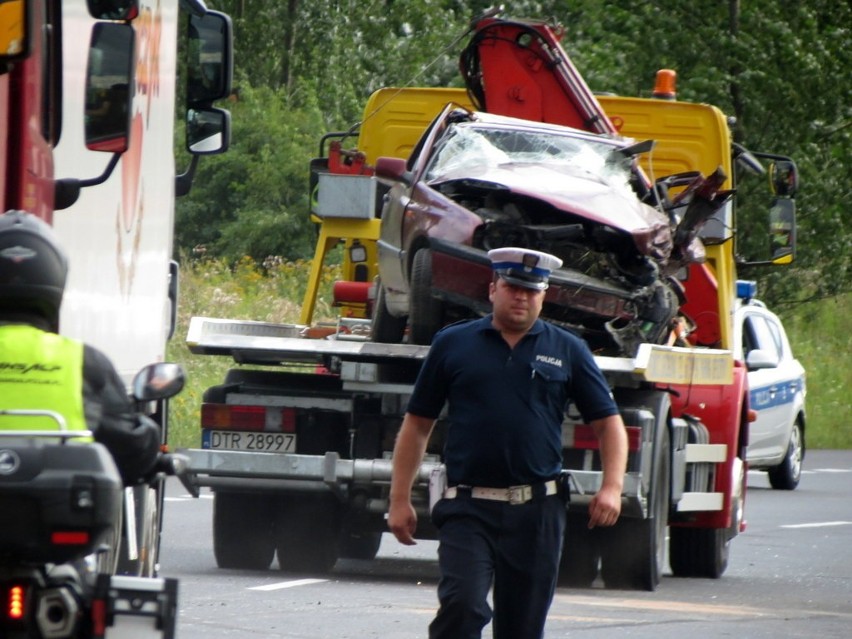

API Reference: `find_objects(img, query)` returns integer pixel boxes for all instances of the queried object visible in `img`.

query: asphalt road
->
[159,449,852,638]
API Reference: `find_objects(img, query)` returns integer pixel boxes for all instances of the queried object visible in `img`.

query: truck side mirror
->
[187,11,234,106]
[55,21,135,210]
[84,22,134,153]
[186,107,230,155]
[769,159,798,198]
[176,10,234,197]
[86,0,139,21]
[0,0,28,60]
[769,197,796,264]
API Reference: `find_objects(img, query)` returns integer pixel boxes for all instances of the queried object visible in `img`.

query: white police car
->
[734,282,807,489]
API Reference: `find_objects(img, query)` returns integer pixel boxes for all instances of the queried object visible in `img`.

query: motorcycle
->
[0,362,186,639]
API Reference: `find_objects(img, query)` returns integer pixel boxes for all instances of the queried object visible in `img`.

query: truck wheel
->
[409,248,443,345]
[213,492,275,570]
[558,516,600,587]
[669,454,742,579]
[371,280,406,344]
[275,494,341,573]
[768,420,803,490]
[669,526,729,578]
[338,530,383,561]
[601,400,670,591]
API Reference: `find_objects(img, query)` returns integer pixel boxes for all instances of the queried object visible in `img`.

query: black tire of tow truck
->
[668,458,743,579]
[213,492,275,570]
[409,248,443,346]
[275,494,342,573]
[371,280,407,344]
[768,420,804,490]
[558,515,600,587]
[600,393,671,591]
[669,526,729,579]
[338,530,383,561]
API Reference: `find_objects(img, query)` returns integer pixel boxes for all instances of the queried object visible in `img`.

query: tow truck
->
[177,13,798,590]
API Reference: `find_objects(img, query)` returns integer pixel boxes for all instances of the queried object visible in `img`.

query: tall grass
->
[166,256,340,449]
[777,293,851,449]
[166,260,851,450]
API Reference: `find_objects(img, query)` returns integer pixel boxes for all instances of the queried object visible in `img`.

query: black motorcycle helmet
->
[0,210,68,332]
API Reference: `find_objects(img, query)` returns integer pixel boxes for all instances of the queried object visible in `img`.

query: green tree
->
[179,1,850,306]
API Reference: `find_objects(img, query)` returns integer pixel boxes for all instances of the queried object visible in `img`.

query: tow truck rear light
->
[201,403,296,432]
[7,585,25,620]
[570,425,641,451]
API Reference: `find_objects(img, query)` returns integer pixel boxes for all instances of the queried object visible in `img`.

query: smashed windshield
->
[425,124,635,193]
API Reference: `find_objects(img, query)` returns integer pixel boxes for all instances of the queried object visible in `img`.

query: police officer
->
[388,247,628,639]
[0,210,160,484]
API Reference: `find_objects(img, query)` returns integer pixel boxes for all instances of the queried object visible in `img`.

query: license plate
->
[202,430,296,453]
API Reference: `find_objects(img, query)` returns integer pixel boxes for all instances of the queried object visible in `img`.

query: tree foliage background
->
[176,0,850,307]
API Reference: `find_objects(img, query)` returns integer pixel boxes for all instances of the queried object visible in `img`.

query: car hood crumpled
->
[430,162,672,259]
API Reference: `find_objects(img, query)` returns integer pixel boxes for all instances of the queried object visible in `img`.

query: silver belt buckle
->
[508,485,531,505]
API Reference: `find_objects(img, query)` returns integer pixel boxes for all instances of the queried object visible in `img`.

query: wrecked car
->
[372,105,730,354]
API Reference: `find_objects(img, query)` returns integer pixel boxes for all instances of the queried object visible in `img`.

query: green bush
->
[166,256,340,449]
[777,293,851,450]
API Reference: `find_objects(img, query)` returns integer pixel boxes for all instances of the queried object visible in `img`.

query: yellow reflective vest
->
[0,324,91,438]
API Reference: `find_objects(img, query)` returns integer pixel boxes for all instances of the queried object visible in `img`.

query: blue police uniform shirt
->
[407,315,619,487]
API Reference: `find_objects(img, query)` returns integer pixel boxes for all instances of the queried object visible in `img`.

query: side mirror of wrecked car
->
[375,156,410,183]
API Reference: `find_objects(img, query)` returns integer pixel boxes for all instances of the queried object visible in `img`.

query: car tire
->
[371,280,407,344]
[409,248,443,345]
[768,420,804,490]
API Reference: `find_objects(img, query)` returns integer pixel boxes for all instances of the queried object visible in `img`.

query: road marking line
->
[249,579,327,591]
[808,468,852,473]
[553,594,768,617]
[781,521,852,529]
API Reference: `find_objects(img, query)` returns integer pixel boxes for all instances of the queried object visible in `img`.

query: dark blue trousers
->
[428,494,567,639]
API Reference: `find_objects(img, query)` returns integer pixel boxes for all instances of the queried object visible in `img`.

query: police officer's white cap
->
[487,247,563,291]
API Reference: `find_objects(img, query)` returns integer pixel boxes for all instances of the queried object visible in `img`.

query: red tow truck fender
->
[670,361,749,530]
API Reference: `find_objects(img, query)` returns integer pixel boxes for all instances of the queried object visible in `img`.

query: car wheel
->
[409,248,443,345]
[768,420,804,490]
[371,279,407,343]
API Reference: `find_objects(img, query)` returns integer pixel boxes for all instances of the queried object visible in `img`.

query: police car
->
[734,282,807,489]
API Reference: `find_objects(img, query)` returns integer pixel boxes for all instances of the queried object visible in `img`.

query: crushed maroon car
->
[372,105,730,354]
